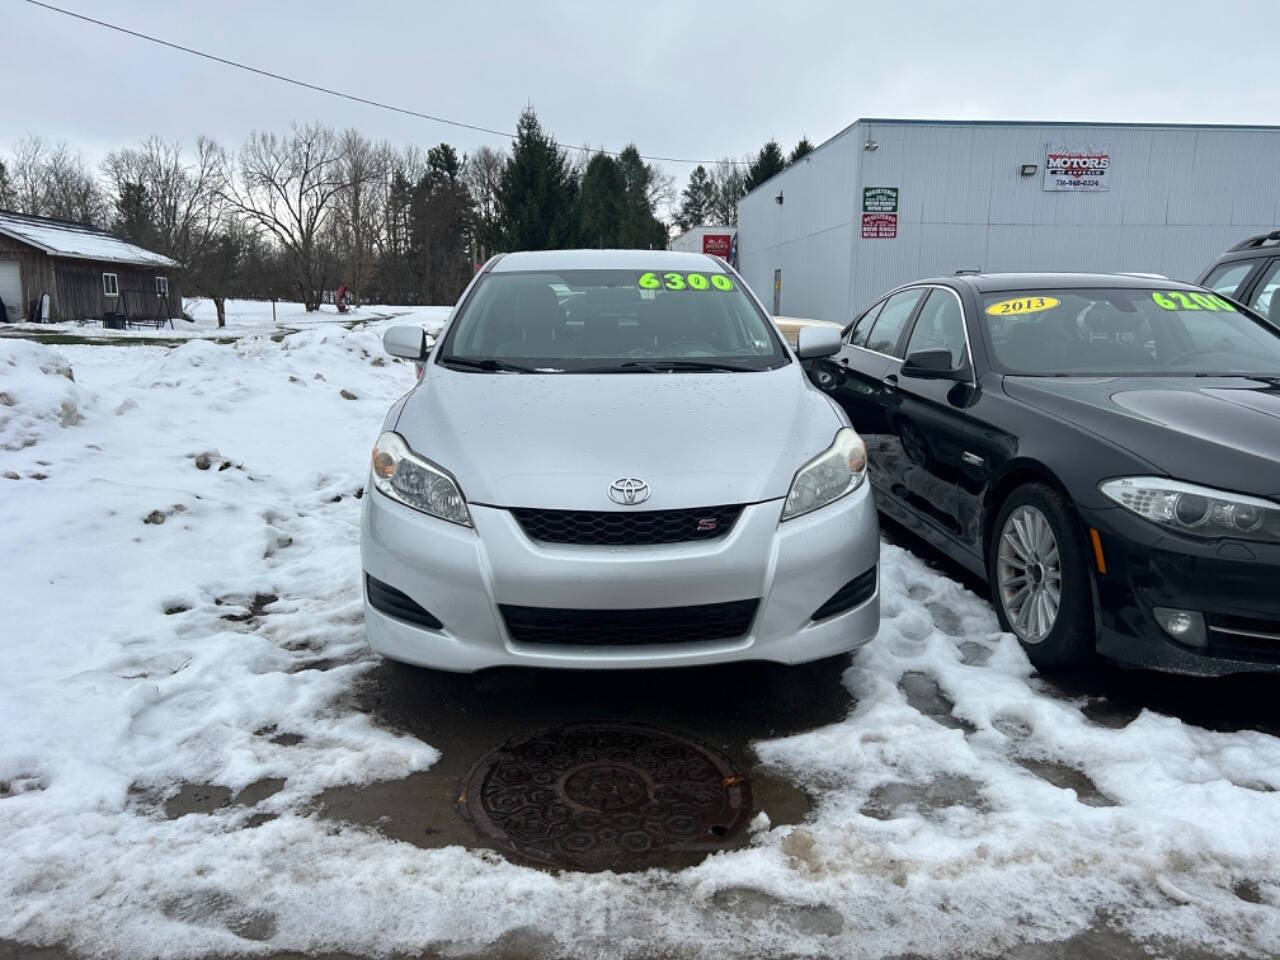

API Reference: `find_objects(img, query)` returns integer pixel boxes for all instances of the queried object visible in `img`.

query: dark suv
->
[1197,231,1280,323]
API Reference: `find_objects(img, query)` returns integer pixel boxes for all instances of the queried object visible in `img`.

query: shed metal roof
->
[0,209,179,267]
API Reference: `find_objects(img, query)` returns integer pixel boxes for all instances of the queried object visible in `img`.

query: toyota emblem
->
[608,478,651,505]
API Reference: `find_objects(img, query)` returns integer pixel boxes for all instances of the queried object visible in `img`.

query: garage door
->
[0,261,20,323]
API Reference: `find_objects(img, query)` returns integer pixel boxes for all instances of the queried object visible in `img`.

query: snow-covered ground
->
[1,297,423,342]
[1,312,1279,959]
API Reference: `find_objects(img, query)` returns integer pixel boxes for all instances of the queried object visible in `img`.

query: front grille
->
[811,566,878,621]
[510,504,744,546]
[366,574,444,630]
[499,599,759,646]
[1207,612,1280,660]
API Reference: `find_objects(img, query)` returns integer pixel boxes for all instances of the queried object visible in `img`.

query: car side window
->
[1202,261,1255,298]
[904,289,967,367]
[864,289,925,357]
[1248,261,1280,322]
[848,301,883,347]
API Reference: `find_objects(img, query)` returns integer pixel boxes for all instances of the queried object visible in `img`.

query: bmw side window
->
[904,290,966,367]
[865,289,925,357]
[1248,261,1280,323]
[1203,261,1254,298]
[849,301,883,347]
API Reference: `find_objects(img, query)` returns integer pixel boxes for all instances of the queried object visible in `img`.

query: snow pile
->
[1,317,1278,959]
[0,339,93,450]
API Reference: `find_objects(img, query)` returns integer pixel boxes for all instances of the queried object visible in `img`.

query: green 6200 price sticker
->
[638,271,734,292]
[1151,290,1236,312]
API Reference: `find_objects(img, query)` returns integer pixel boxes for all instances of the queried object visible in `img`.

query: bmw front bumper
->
[1084,505,1280,676]
[359,484,880,672]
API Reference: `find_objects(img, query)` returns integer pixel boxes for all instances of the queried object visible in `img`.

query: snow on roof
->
[0,209,179,268]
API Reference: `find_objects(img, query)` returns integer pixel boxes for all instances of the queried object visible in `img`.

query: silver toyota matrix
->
[360,249,880,671]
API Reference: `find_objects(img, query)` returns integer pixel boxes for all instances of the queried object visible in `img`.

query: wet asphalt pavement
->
[8,518,1280,960]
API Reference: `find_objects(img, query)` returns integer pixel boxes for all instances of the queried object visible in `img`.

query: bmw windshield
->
[437,269,790,372]
[982,288,1280,376]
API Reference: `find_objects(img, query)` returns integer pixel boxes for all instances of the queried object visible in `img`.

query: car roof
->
[921,272,1206,293]
[491,249,725,273]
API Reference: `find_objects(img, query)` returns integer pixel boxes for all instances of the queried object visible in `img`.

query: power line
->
[22,0,745,166]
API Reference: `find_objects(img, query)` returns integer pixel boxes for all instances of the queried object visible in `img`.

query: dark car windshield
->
[437,269,789,372]
[982,288,1280,376]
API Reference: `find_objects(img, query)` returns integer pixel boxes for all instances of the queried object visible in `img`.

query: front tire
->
[988,482,1095,669]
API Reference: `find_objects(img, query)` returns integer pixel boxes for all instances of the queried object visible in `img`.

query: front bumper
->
[359,483,880,672]
[1084,505,1280,676]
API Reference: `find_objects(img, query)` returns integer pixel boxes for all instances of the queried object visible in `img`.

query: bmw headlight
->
[1100,477,1279,542]
[782,428,867,521]
[370,432,471,526]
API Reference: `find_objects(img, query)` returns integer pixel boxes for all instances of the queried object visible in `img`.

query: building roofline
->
[0,208,180,268]
[740,116,1280,203]
[855,116,1280,132]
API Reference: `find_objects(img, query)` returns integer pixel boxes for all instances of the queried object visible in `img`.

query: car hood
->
[393,364,844,509]
[1003,375,1280,497]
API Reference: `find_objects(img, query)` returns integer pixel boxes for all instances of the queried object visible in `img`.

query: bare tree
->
[8,136,107,225]
[332,130,383,306]
[706,156,749,226]
[464,145,505,261]
[102,136,226,265]
[221,124,348,311]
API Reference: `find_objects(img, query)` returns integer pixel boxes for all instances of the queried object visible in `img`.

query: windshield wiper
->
[440,356,546,373]
[573,359,762,373]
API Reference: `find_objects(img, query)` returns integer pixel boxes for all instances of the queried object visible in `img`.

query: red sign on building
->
[861,213,898,239]
[702,233,733,259]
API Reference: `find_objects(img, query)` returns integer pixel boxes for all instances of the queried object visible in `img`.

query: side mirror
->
[383,326,426,360]
[795,325,842,359]
[901,348,961,380]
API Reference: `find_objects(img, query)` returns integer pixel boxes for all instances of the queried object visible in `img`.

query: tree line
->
[0,108,813,321]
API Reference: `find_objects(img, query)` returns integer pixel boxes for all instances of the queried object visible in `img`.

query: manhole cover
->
[460,722,752,870]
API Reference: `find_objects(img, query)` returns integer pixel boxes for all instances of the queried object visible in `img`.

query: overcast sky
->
[4,0,1280,183]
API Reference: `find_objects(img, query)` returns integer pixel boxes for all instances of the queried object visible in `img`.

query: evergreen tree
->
[789,138,815,163]
[744,140,787,192]
[576,153,623,248]
[112,180,157,248]
[410,143,474,303]
[675,164,714,231]
[495,106,579,250]
[616,146,667,249]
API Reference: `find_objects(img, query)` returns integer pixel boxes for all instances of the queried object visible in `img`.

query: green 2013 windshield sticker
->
[1152,291,1236,312]
[638,271,734,292]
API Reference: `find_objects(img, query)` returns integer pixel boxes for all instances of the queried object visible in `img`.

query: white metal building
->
[668,224,736,260]
[736,118,1280,323]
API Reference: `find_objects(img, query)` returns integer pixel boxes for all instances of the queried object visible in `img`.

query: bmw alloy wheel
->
[997,505,1062,644]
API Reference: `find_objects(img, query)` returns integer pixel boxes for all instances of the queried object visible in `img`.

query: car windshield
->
[437,269,789,372]
[982,288,1280,376]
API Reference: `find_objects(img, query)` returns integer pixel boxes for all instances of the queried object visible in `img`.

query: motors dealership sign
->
[1043,144,1111,192]
[701,233,733,259]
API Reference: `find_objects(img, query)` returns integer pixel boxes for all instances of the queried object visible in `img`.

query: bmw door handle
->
[882,373,899,393]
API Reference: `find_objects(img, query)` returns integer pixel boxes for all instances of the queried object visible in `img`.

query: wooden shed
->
[0,209,181,325]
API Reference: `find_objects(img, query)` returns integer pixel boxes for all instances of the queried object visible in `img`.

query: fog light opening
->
[1153,606,1207,648]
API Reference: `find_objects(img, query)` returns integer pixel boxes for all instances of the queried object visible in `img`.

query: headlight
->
[1100,476,1279,542]
[782,428,867,521]
[370,432,471,526]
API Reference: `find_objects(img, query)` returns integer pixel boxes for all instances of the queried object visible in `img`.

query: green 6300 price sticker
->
[638,271,734,292]
[1151,290,1236,312]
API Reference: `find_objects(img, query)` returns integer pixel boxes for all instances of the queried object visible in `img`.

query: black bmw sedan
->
[806,272,1280,675]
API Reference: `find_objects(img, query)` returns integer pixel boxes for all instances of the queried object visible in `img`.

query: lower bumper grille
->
[499,598,759,646]
[812,566,878,621]
[1207,612,1280,659]
[366,574,444,630]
